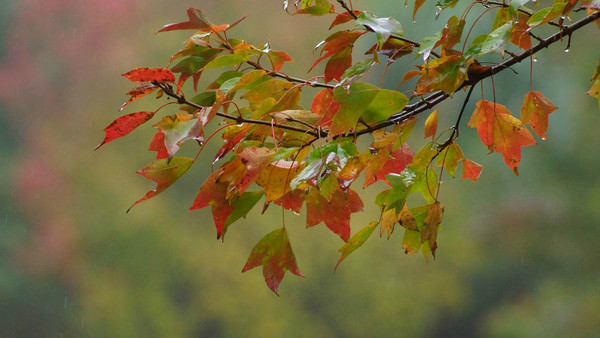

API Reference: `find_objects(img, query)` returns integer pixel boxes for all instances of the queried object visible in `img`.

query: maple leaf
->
[120,82,158,110]
[122,68,175,83]
[415,55,471,95]
[356,11,404,46]
[330,82,379,136]
[256,160,304,203]
[306,188,364,242]
[324,46,352,82]
[274,189,306,214]
[424,110,438,139]
[311,88,340,127]
[421,202,444,260]
[335,221,378,270]
[95,111,155,150]
[149,132,169,160]
[329,11,362,29]
[242,228,303,295]
[128,157,194,212]
[157,8,211,32]
[587,79,600,109]
[310,30,364,71]
[363,144,414,188]
[467,100,536,174]
[520,91,558,139]
[189,168,233,239]
[267,50,293,72]
[510,13,533,50]
[435,142,464,177]
[153,114,204,160]
[461,159,483,181]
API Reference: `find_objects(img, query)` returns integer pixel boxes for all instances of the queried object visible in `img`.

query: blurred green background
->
[1,0,599,336]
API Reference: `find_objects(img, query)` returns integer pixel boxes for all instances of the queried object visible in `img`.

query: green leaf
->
[224,191,264,228]
[204,49,257,69]
[465,34,489,57]
[362,89,408,123]
[356,11,404,46]
[479,22,512,56]
[417,31,443,61]
[335,221,378,270]
[190,91,217,107]
[330,82,379,135]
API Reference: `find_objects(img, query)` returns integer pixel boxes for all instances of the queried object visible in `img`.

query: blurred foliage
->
[0,0,599,336]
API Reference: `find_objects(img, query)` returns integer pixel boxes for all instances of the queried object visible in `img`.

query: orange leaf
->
[461,159,483,181]
[128,157,194,212]
[120,82,158,110]
[95,111,155,150]
[424,109,438,139]
[510,13,533,50]
[157,8,211,32]
[520,91,557,139]
[242,228,303,295]
[467,100,536,174]
[122,67,175,83]
[329,11,362,29]
[421,202,444,260]
[363,144,414,188]
[306,188,364,242]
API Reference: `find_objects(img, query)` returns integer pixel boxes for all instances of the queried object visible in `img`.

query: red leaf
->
[311,88,340,127]
[324,46,353,82]
[189,168,234,239]
[467,100,536,174]
[157,8,211,32]
[310,30,364,71]
[329,11,362,29]
[306,188,364,242]
[242,228,303,295]
[149,132,169,160]
[128,157,194,212]
[274,189,306,214]
[120,82,158,110]
[95,111,155,150]
[461,159,483,181]
[363,144,414,188]
[122,67,175,83]
[520,91,557,140]
[267,50,293,72]
[510,13,533,50]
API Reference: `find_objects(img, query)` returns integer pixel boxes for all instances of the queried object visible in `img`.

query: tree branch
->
[156,83,320,137]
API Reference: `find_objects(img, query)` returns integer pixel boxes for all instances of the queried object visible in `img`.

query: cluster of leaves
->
[98,1,600,294]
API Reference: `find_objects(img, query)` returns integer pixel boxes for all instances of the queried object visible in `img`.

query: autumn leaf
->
[414,0,426,21]
[415,55,471,95]
[95,111,155,150]
[189,168,233,239]
[293,0,335,16]
[324,46,353,82]
[421,202,444,260]
[122,68,175,83]
[157,7,211,32]
[435,142,464,177]
[153,114,203,160]
[256,160,304,202]
[128,157,194,212]
[267,50,293,71]
[310,30,364,71]
[461,159,483,181]
[335,221,378,270]
[363,144,414,188]
[311,88,340,127]
[424,110,438,139]
[510,13,533,50]
[520,91,558,139]
[274,189,306,214]
[306,188,364,242]
[362,89,408,124]
[242,228,303,295]
[467,100,536,174]
[329,11,362,29]
[587,79,600,109]
[223,191,264,233]
[149,132,169,160]
[120,82,158,110]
